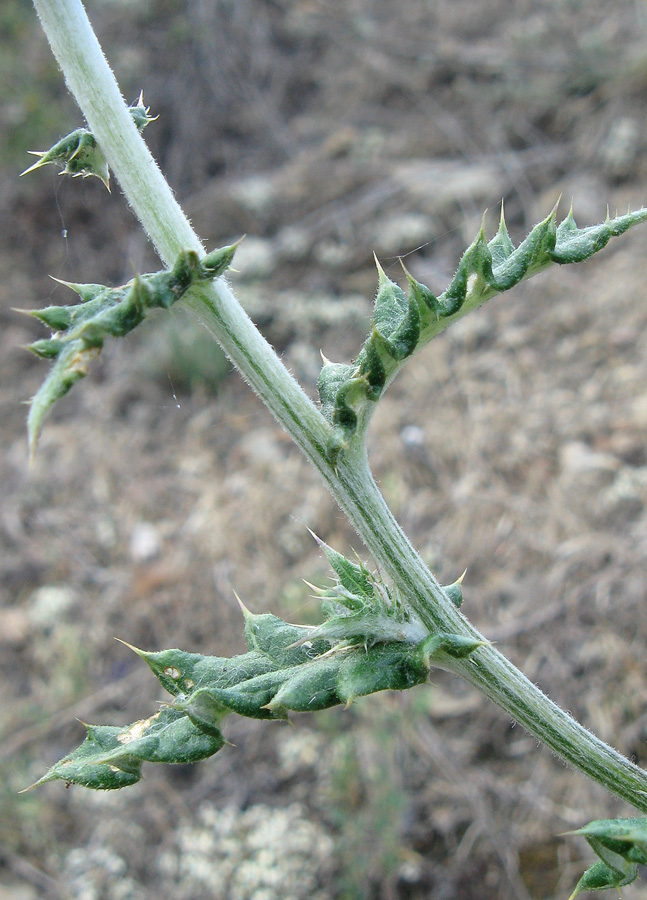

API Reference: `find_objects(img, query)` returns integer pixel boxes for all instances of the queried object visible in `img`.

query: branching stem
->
[32,0,647,812]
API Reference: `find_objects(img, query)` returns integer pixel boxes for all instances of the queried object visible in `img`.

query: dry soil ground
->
[2,1,647,899]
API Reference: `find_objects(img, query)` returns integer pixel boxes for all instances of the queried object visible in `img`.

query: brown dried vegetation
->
[1,0,647,897]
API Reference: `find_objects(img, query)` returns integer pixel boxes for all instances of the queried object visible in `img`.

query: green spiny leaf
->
[302,609,421,648]
[128,90,158,131]
[27,338,65,359]
[183,670,292,721]
[21,94,156,188]
[441,220,492,315]
[567,816,647,897]
[173,689,231,736]
[27,341,101,451]
[307,536,429,648]
[99,706,223,766]
[28,305,73,331]
[316,535,375,599]
[29,723,143,791]
[487,207,557,291]
[358,331,388,398]
[29,707,223,791]
[372,257,420,360]
[238,596,328,666]
[34,547,479,791]
[487,207,516,269]
[51,280,107,304]
[417,633,486,664]
[318,205,647,460]
[442,572,466,608]
[124,642,278,697]
[402,267,440,331]
[25,244,237,457]
[568,860,637,898]
[551,208,647,264]
[337,642,430,703]
[266,655,343,714]
[21,129,110,188]
[570,816,647,864]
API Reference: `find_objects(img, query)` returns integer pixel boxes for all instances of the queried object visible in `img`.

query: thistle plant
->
[22,0,647,895]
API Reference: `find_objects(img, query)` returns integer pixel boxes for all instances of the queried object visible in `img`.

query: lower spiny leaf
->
[23,243,238,458]
[30,545,482,790]
[567,817,647,898]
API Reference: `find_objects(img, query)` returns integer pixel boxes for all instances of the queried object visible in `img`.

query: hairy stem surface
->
[334,455,647,813]
[33,0,647,811]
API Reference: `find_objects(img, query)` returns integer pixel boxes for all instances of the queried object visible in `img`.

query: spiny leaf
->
[33,547,483,790]
[442,571,466,608]
[28,707,223,791]
[487,207,516,269]
[336,642,432,703]
[318,205,647,461]
[314,533,374,599]
[417,632,487,664]
[568,860,637,898]
[20,94,156,188]
[567,816,647,897]
[372,256,420,361]
[242,608,328,667]
[307,533,428,648]
[25,243,238,458]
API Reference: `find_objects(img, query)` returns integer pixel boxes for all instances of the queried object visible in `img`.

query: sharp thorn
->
[306,527,324,547]
[233,590,252,619]
[48,275,76,290]
[19,156,47,177]
[114,637,147,656]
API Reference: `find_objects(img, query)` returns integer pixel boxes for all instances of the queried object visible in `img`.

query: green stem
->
[31,0,331,464]
[334,455,647,813]
[33,0,647,813]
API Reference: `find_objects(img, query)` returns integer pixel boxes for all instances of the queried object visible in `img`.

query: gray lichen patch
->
[157,803,335,900]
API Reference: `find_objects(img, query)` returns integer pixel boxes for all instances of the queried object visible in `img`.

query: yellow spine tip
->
[373,252,386,280]
[114,637,146,656]
[233,590,252,618]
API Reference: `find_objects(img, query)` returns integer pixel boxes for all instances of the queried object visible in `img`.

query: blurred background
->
[2,1,647,898]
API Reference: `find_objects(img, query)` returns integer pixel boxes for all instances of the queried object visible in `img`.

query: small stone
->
[0,608,31,645]
[632,393,647,428]
[598,116,641,178]
[601,468,647,522]
[237,428,285,469]
[0,887,38,900]
[230,176,276,215]
[400,425,425,449]
[129,522,162,562]
[276,226,311,262]
[314,239,352,269]
[559,441,619,476]
[448,312,493,349]
[28,585,76,628]
[233,237,276,280]
[372,213,433,254]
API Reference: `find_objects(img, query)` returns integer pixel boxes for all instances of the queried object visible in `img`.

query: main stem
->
[34,0,647,812]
